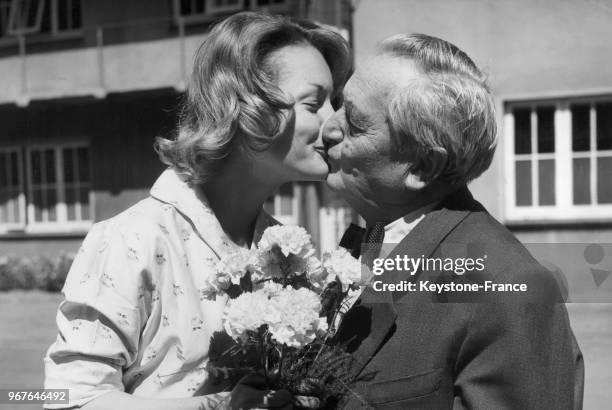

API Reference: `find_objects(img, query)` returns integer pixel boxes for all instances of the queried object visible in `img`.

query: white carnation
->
[223,286,328,349]
[268,287,328,348]
[323,248,364,292]
[258,225,314,258]
[223,290,280,343]
[304,256,334,292]
[215,247,260,289]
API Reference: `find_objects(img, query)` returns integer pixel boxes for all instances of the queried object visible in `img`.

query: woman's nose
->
[318,100,335,123]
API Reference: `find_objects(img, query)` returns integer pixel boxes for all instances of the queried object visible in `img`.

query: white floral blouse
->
[43,168,277,409]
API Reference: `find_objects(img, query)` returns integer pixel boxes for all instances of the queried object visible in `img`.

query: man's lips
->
[316,148,341,173]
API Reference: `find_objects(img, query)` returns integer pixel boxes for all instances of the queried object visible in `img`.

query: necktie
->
[364,222,386,244]
[362,222,386,269]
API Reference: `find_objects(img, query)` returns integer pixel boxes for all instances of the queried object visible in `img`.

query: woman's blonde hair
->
[155,12,351,184]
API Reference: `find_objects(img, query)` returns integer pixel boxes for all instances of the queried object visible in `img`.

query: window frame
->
[173,0,245,25]
[3,0,82,39]
[207,0,245,14]
[0,0,13,37]
[504,96,612,222]
[0,145,26,232]
[24,142,93,233]
[249,0,290,12]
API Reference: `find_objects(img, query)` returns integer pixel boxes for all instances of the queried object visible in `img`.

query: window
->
[4,0,82,37]
[174,0,244,24]
[250,0,288,11]
[505,97,612,221]
[0,0,12,37]
[264,182,298,225]
[24,144,92,231]
[571,102,612,205]
[0,147,25,230]
[172,0,290,24]
[207,0,244,13]
[512,106,556,207]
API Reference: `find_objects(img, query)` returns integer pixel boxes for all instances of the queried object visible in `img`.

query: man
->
[321,34,583,409]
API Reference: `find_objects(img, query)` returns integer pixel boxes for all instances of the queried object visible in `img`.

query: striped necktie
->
[364,222,386,244]
[363,222,386,268]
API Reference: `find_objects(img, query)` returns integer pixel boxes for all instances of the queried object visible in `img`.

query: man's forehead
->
[346,55,422,104]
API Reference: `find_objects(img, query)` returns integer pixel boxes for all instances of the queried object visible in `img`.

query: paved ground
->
[0,291,610,409]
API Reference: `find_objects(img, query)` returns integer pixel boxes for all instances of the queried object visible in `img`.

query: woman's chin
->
[300,168,329,181]
[299,167,328,181]
[288,159,329,182]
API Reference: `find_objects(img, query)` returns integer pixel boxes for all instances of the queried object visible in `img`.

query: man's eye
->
[344,108,363,134]
[347,120,361,134]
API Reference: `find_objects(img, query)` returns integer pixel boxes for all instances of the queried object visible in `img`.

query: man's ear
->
[404,173,428,191]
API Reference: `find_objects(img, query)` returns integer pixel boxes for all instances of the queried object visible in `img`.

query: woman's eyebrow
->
[306,82,333,96]
[295,83,328,100]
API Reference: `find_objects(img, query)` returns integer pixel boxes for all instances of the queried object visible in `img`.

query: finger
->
[260,389,293,408]
[293,395,321,409]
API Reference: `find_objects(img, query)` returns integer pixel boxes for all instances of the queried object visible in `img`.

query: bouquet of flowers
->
[205,225,367,408]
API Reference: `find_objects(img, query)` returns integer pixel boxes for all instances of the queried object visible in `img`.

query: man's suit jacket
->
[335,187,584,409]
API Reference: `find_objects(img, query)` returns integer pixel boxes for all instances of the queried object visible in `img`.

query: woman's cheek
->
[303,112,324,140]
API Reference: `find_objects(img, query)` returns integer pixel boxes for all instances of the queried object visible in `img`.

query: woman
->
[43,12,350,410]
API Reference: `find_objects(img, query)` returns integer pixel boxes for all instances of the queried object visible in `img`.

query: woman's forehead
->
[272,44,332,85]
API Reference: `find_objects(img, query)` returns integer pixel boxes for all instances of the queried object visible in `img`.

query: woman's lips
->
[314,146,331,172]
[314,146,327,161]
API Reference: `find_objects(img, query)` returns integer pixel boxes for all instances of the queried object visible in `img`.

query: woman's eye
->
[303,101,321,113]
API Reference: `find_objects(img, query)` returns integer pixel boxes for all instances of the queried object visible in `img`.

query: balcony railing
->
[0,16,211,106]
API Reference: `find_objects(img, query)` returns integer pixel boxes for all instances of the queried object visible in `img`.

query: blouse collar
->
[150,168,276,259]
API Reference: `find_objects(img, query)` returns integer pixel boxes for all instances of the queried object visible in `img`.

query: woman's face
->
[258,44,335,182]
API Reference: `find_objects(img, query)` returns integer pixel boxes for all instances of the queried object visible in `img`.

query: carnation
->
[258,225,314,258]
[268,287,328,348]
[258,249,319,281]
[304,256,334,292]
[215,248,260,289]
[223,286,328,349]
[223,290,280,343]
[323,249,364,292]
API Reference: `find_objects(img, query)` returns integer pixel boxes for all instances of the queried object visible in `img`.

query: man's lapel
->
[345,281,397,377]
[342,187,477,377]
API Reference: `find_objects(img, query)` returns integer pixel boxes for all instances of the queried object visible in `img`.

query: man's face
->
[321,56,422,209]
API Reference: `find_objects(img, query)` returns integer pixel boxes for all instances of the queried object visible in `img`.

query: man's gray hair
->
[379,33,497,186]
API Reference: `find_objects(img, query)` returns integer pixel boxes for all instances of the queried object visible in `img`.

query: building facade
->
[0,0,355,256]
[2,0,611,258]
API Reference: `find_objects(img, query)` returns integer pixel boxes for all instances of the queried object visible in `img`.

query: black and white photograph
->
[0,0,610,409]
